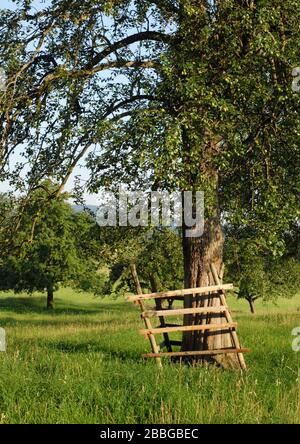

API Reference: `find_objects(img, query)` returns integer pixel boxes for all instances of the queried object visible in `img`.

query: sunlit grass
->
[0,289,299,424]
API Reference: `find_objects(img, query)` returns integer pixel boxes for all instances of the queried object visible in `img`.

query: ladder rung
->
[128,284,234,302]
[141,322,237,336]
[142,306,227,318]
[143,348,250,358]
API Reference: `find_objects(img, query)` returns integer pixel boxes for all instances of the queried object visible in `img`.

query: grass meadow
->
[0,288,300,424]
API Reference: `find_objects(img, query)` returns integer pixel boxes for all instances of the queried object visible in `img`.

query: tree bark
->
[47,286,54,309]
[181,215,239,368]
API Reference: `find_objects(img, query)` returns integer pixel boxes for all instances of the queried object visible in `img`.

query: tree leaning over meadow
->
[0,1,300,365]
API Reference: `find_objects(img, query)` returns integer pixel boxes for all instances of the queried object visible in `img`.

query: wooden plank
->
[210,264,247,371]
[143,348,250,358]
[140,322,237,336]
[142,306,227,319]
[128,284,234,302]
[130,264,162,368]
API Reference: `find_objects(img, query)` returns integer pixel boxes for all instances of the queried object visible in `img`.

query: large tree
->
[1,1,300,365]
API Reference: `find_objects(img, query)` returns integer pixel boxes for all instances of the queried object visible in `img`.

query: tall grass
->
[0,289,299,424]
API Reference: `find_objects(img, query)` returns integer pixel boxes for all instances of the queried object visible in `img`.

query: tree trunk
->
[246,297,255,314]
[47,286,54,309]
[181,216,239,368]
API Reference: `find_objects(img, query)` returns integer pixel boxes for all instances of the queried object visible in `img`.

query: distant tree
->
[104,227,183,297]
[136,228,183,293]
[95,225,146,296]
[71,210,108,296]
[0,185,103,308]
[225,228,300,314]
[233,255,268,314]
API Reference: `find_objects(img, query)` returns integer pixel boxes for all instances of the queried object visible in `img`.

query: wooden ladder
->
[129,264,249,370]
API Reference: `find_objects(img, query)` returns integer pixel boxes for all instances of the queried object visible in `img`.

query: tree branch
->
[102,94,157,119]
[85,31,170,70]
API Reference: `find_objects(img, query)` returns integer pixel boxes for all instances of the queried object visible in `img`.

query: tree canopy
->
[0,0,299,253]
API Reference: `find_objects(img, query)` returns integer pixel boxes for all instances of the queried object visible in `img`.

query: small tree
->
[104,227,183,297]
[0,185,103,308]
[136,228,183,293]
[236,258,268,314]
[225,228,300,314]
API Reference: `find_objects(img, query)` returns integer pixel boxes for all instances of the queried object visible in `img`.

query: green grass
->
[0,288,299,424]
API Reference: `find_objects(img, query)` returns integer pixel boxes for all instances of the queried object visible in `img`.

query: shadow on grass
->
[42,340,227,368]
[0,296,132,316]
[0,316,127,329]
[38,338,142,362]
